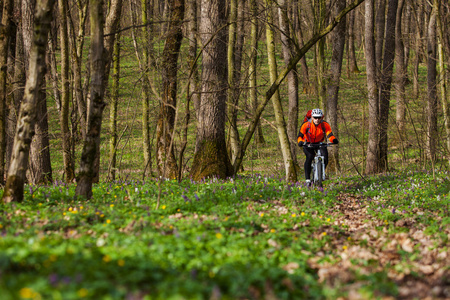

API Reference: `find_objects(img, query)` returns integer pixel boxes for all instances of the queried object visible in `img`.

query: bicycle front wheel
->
[316,161,323,188]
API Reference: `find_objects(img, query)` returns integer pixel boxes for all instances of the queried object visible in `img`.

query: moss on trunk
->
[190,139,233,181]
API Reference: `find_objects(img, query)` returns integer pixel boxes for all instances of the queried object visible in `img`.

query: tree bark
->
[427,3,437,161]
[75,0,106,199]
[365,0,380,174]
[227,0,240,166]
[108,32,120,181]
[395,0,406,141]
[375,0,386,75]
[326,0,346,173]
[278,0,299,168]
[347,8,360,73]
[189,0,233,180]
[2,0,54,203]
[249,0,264,145]
[0,0,13,184]
[156,0,184,179]
[22,0,52,184]
[378,0,398,171]
[435,0,450,165]
[265,0,296,182]
[58,0,75,182]
[68,0,88,139]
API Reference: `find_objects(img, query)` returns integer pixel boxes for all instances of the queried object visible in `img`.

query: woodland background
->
[0,0,450,199]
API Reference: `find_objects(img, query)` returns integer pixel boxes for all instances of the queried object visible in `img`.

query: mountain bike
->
[306,143,332,188]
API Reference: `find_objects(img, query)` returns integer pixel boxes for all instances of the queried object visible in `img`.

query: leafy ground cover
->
[0,169,449,299]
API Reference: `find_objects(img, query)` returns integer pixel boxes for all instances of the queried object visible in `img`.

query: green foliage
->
[0,170,448,299]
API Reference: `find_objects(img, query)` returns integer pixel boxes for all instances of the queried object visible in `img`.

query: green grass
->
[0,169,448,299]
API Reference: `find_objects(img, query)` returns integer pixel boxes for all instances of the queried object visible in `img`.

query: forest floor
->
[0,168,449,299]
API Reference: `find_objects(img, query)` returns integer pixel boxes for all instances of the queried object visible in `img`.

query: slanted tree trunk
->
[265,0,296,182]
[326,0,346,173]
[58,0,74,182]
[378,0,398,172]
[156,0,184,179]
[2,0,54,203]
[427,3,437,161]
[0,0,13,184]
[75,0,106,199]
[278,0,299,168]
[365,0,380,174]
[249,0,264,145]
[395,0,406,142]
[190,0,233,180]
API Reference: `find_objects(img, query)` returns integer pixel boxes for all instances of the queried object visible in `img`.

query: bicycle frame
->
[306,143,332,187]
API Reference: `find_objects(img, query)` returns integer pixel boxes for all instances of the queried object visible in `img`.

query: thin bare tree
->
[2,0,55,203]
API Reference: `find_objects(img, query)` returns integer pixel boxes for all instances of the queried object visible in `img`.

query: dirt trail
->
[308,194,450,300]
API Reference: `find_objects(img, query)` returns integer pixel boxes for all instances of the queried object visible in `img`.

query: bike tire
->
[317,161,323,188]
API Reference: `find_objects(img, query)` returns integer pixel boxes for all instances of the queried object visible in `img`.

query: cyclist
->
[297,108,339,185]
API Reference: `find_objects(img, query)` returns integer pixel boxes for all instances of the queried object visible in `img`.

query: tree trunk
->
[92,0,122,183]
[7,14,22,173]
[249,0,264,145]
[295,5,311,94]
[412,1,423,98]
[347,8,360,73]
[265,0,296,182]
[375,0,386,75]
[75,0,106,199]
[189,0,233,180]
[2,0,54,203]
[68,0,88,140]
[316,0,327,108]
[395,0,406,141]
[140,0,152,178]
[435,0,450,165]
[278,0,299,168]
[0,0,13,184]
[326,0,346,173]
[427,3,437,161]
[22,0,52,184]
[227,0,240,166]
[156,0,184,179]
[108,32,120,181]
[378,0,398,171]
[365,0,380,174]
[58,0,75,182]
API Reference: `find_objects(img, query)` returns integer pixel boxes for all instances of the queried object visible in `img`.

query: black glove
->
[332,138,339,144]
[298,141,304,147]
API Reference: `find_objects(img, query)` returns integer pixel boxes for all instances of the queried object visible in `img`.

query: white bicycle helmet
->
[311,108,323,118]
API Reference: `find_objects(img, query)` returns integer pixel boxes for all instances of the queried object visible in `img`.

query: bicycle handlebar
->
[305,142,333,149]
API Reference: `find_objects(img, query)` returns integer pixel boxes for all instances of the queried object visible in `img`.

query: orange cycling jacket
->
[297,120,337,144]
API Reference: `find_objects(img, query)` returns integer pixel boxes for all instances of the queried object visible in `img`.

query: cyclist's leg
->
[303,147,315,180]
